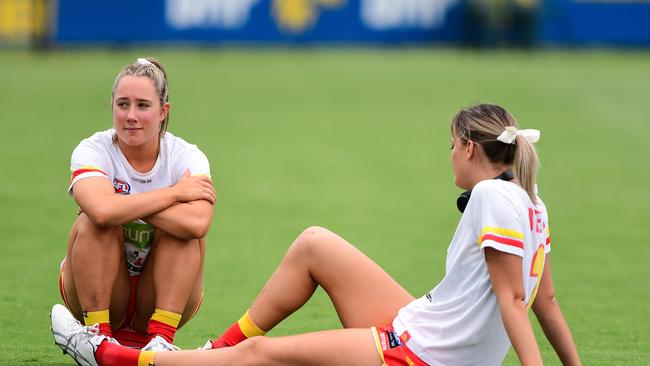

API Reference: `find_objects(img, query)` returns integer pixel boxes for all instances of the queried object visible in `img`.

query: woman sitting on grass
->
[57,57,215,353]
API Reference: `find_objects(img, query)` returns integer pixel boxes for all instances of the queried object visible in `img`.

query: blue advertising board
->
[55,0,464,44]
[541,0,650,46]
[54,0,650,46]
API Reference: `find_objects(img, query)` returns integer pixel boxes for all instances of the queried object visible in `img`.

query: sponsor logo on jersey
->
[425,292,432,302]
[122,222,155,249]
[386,330,402,348]
[124,240,152,276]
[113,178,131,194]
[399,330,411,344]
[127,249,146,272]
[131,176,152,184]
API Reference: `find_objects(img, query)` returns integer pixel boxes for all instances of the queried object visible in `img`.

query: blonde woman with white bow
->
[56,58,215,353]
[52,104,580,366]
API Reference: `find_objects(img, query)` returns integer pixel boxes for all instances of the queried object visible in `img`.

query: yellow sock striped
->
[238,310,266,338]
[138,351,156,366]
[151,309,182,328]
[83,309,109,326]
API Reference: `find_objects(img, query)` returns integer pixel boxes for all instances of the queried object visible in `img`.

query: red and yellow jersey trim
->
[477,226,524,250]
[69,166,107,183]
[370,327,387,365]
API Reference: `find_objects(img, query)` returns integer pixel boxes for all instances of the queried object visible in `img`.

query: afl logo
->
[113,178,131,194]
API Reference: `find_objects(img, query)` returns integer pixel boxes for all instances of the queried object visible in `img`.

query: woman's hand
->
[172,169,216,205]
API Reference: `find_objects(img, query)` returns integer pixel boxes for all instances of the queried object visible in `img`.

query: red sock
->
[146,319,176,343]
[211,322,247,348]
[146,309,181,343]
[95,340,140,366]
[212,310,266,349]
[98,323,113,338]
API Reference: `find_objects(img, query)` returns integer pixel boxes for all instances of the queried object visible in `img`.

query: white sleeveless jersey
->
[68,129,211,276]
[393,179,551,366]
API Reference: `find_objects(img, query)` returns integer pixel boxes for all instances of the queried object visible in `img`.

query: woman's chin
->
[454,178,470,191]
[117,136,145,148]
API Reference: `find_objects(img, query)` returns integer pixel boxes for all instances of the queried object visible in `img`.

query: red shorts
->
[371,325,428,366]
[58,261,203,348]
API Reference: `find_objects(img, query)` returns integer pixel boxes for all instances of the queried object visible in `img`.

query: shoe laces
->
[64,323,102,354]
[142,336,180,352]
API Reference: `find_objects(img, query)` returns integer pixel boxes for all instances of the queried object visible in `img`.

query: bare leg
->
[249,226,414,330]
[61,213,130,326]
[156,329,382,366]
[133,231,205,331]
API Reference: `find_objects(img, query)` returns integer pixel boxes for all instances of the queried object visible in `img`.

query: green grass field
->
[0,48,648,365]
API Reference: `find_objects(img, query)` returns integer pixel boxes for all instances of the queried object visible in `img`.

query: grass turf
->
[0,48,648,365]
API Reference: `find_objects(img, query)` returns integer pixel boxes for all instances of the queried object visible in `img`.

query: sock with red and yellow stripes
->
[211,310,266,349]
[83,309,112,337]
[147,309,182,343]
[95,341,155,366]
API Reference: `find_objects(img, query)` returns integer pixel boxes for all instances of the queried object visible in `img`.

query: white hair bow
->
[137,58,154,66]
[497,126,541,144]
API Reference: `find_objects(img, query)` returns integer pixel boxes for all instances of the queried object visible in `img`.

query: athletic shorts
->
[58,259,203,348]
[371,325,428,366]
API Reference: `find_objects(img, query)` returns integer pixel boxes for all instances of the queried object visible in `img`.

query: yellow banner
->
[0,0,48,43]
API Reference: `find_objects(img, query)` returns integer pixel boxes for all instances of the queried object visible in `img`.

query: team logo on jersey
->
[113,178,131,194]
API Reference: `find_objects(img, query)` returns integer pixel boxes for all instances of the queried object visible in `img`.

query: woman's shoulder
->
[473,179,514,196]
[474,179,548,212]
[162,131,189,147]
[75,129,114,150]
[162,131,205,156]
[471,179,527,208]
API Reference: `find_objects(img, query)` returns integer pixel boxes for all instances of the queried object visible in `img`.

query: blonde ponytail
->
[513,134,539,203]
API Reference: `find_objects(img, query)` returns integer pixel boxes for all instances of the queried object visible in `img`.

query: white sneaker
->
[141,335,181,352]
[198,339,213,350]
[50,304,108,366]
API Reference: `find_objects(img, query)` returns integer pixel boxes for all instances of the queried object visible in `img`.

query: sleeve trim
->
[68,167,109,195]
[479,234,524,250]
[477,226,525,250]
[480,226,524,240]
[481,240,525,257]
[70,166,107,184]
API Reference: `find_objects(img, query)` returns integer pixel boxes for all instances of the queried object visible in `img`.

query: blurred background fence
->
[1,0,650,49]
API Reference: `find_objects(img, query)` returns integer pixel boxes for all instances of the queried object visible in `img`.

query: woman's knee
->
[236,336,269,364]
[289,226,338,258]
[73,212,121,242]
[68,214,122,258]
[152,230,203,260]
[154,229,198,246]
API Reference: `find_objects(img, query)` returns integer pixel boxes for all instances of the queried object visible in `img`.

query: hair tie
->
[497,126,540,144]
[137,58,154,66]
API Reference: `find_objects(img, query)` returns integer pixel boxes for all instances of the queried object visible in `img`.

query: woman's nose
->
[126,105,137,121]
